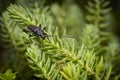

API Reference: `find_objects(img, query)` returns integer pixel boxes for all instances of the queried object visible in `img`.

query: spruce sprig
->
[83,0,112,55]
[0,69,16,80]
[26,45,63,80]
[7,4,49,26]
[86,0,111,29]
[0,11,30,80]
[86,0,111,43]
[0,11,26,52]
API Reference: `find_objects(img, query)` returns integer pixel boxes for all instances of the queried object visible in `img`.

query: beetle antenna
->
[47,35,76,39]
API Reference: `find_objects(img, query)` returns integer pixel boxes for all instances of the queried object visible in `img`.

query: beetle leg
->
[39,24,42,28]
[23,29,31,33]
[29,34,34,42]
[43,27,46,31]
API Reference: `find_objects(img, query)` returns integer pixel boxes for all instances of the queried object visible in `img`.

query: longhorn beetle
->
[23,24,48,41]
[23,24,76,42]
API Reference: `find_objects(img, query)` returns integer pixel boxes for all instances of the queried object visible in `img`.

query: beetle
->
[23,25,48,40]
[23,24,76,42]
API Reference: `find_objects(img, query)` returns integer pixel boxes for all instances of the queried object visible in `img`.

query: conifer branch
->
[0,69,16,80]
[84,0,112,55]
[7,4,49,26]
[26,45,63,80]
[0,11,26,52]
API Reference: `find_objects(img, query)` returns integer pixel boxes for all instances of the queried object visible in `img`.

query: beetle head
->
[28,25,35,31]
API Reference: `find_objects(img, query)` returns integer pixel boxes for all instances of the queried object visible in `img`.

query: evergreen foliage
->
[83,0,112,55]
[86,0,112,28]
[0,11,26,52]
[0,69,16,80]
[0,11,32,80]
[81,24,101,54]
[0,0,120,80]
[50,2,85,39]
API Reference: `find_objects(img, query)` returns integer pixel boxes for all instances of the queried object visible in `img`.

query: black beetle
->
[23,25,48,40]
[23,24,76,42]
